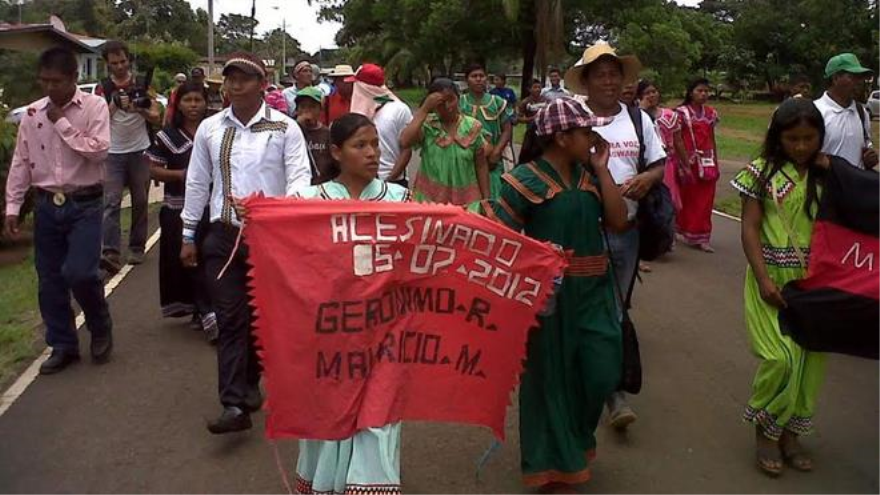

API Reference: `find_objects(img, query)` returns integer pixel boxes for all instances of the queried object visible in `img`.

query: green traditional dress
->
[460,92,516,199]
[731,159,825,441]
[412,113,486,211]
[483,159,622,487]
[293,178,409,495]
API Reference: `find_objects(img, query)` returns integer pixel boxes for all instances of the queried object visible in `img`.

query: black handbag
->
[602,227,643,395]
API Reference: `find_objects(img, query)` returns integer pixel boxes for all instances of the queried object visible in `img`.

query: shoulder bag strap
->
[770,179,808,269]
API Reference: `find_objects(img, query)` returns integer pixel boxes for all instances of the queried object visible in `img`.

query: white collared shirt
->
[182,103,311,235]
[814,92,872,169]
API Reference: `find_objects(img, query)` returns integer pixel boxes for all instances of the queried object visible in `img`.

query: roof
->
[0,22,101,54]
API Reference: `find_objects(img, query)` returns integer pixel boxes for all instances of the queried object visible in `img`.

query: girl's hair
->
[518,127,553,164]
[326,113,376,180]
[464,62,486,78]
[636,79,657,100]
[421,78,460,108]
[758,97,827,218]
[171,81,208,130]
[682,78,710,106]
[530,78,543,88]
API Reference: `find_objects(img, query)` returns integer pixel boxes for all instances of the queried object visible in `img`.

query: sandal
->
[698,243,715,253]
[780,433,813,472]
[755,430,784,477]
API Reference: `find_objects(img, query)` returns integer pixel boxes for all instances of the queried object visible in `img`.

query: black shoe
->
[207,407,252,434]
[39,349,80,375]
[243,387,263,413]
[90,326,113,364]
[100,254,123,276]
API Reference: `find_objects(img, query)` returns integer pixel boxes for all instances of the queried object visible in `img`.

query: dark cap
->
[222,52,266,78]
[190,67,205,77]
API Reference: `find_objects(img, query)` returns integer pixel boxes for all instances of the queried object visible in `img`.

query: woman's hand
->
[421,93,447,112]
[589,134,610,173]
[758,278,787,309]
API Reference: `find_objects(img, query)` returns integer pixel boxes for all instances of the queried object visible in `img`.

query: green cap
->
[825,53,873,79]
[295,86,324,105]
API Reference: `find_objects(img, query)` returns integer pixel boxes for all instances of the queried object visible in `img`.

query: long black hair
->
[326,113,376,180]
[758,97,827,218]
[171,81,208,130]
[682,77,710,106]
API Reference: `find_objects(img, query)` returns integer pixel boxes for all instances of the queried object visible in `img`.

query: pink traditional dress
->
[653,107,684,212]
[676,104,720,246]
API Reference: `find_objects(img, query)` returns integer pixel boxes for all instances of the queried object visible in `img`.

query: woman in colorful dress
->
[637,79,690,212]
[676,78,720,252]
[483,98,628,493]
[460,63,515,196]
[730,98,830,477]
[400,78,489,211]
[293,113,408,495]
[146,82,218,343]
[517,78,550,165]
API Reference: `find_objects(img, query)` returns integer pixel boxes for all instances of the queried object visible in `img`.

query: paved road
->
[0,210,877,493]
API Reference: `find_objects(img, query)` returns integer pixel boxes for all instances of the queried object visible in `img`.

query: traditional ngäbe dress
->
[483,159,622,487]
[293,178,410,495]
[676,104,720,245]
[731,158,825,440]
[145,126,216,332]
[412,113,486,211]
[460,92,516,198]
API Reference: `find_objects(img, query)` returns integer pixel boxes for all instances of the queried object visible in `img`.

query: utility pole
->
[207,0,215,74]
[249,0,256,52]
[281,17,286,84]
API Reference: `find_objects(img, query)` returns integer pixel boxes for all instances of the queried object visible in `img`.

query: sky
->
[185,0,702,56]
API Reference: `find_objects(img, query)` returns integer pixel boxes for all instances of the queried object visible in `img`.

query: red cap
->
[345,63,385,86]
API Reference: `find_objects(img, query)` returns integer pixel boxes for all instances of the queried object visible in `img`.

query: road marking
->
[712,209,742,223]
[0,228,162,418]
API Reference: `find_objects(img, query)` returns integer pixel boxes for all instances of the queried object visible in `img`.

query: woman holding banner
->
[730,98,829,477]
[483,98,628,493]
[292,113,408,495]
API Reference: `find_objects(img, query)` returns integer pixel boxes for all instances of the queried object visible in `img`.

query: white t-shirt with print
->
[374,100,414,180]
[586,102,666,218]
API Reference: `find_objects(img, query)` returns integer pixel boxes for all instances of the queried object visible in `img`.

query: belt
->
[36,185,103,206]
[564,253,609,278]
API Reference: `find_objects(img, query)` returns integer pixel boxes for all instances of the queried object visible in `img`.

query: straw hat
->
[564,43,642,96]
[328,64,356,77]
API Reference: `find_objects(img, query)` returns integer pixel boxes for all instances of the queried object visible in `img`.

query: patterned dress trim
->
[743,405,814,440]
[762,245,811,268]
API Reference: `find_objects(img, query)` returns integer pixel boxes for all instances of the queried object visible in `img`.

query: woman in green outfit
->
[460,63,515,198]
[400,78,489,211]
[483,97,628,493]
[730,98,831,477]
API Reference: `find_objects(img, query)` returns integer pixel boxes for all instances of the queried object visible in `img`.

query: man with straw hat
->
[565,42,667,432]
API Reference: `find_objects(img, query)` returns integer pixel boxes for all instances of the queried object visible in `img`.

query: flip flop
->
[782,449,814,472]
[756,446,784,477]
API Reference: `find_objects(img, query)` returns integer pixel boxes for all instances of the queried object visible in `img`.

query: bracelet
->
[182,235,196,245]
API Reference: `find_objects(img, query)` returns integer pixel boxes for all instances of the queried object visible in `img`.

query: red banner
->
[242,197,566,441]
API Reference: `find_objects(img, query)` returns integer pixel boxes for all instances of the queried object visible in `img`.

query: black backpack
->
[626,105,676,262]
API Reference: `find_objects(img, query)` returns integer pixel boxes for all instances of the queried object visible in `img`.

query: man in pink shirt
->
[3,47,114,374]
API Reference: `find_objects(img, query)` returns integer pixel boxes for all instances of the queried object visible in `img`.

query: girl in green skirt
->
[731,98,830,477]
[484,97,628,493]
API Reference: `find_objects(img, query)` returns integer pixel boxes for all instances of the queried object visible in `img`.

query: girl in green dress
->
[483,98,629,493]
[460,63,516,198]
[730,98,830,477]
[293,113,408,494]
[400,78,489,211]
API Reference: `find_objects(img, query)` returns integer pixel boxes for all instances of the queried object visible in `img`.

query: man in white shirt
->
[180,52,311,434]
[814,53,877,170]
[541,68,571,102]
[565,43,666,431]
[346,63,414,186]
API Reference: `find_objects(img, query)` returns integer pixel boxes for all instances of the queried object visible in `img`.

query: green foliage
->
[130,42,199,73]
[216,13,259,54]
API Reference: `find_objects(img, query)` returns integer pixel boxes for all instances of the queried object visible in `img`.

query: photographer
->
[95,40,161,273]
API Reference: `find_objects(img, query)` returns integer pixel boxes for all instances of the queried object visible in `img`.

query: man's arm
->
[388,147,413,181]
[181,123,213,238]
[4,119,32,218]
[284,122,313,196]
[139,97,161,126]
[51,98,110,162]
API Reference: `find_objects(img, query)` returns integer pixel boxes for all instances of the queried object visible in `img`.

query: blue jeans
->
[34,192,111,353]
[607,226,640,318]
[102,151,151,257]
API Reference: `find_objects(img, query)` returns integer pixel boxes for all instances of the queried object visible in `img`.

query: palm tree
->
[502,0,566,95]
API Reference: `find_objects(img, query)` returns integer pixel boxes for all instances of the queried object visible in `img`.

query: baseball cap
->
[222,51,267,78]
[534,97,612,136]
[824,53,873,79]
[346,63,385,86]
[295,86,324,105]
[174,72,187,82]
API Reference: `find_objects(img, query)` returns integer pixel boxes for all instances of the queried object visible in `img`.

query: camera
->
[113,67,154,110]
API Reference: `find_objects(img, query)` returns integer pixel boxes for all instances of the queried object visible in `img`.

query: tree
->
[216,13,258,54]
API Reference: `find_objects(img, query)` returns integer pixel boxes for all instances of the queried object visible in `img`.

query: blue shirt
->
[490,87,517,107]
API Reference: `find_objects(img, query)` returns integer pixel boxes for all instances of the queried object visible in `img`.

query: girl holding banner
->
[292,113,408,495]
[483,98,629,493]
[730,98,830,477]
